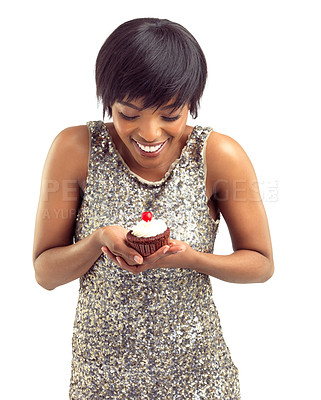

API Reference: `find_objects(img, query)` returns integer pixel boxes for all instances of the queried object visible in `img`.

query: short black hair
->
[95,18,207,119]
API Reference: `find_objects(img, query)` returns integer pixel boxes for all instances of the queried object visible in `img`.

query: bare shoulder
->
[49,124,90,186]
[52,124,89,157]
[206,130,258,198]
[206,130,251,167]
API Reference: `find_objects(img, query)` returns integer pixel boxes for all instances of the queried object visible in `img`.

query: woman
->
[33,18,274,399]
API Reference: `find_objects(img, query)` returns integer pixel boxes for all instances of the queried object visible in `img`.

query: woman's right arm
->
[33,125,105,290]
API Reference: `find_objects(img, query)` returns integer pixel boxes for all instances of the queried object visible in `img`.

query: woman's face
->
[110,98,190,173]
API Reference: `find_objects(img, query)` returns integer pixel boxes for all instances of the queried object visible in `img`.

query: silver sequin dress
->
[69,121,241,399]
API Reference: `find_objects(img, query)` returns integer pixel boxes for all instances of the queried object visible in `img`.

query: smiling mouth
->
[133,139,168,156]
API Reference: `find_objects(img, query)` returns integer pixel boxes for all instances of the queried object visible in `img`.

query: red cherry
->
[142,211,153,222]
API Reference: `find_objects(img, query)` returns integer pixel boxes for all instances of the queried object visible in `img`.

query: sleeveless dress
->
[69,121,241,399]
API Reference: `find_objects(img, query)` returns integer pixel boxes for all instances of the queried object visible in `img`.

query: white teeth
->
[135,141,164,153]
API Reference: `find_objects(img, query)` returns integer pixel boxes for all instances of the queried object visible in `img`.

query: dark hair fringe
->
[96,18,207,119]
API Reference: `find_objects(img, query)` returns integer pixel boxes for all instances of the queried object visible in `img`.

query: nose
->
[137,119,163,143]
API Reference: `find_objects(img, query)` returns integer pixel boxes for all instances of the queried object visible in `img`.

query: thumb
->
[132,252,143,264]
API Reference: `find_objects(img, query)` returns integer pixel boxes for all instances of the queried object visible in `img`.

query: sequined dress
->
[69,121,241,399]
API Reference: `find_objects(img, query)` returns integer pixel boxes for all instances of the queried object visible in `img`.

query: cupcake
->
[126,212,170,257]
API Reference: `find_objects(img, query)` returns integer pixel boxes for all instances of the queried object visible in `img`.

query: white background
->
[1,0,320,398]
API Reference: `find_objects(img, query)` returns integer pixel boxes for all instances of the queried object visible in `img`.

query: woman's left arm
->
[190,130,274,283]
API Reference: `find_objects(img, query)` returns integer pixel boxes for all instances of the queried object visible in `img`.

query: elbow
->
[259,256,274,283]
[34,260,56,291]
[35,272,56,291]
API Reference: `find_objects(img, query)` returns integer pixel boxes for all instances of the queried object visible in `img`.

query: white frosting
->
[130,219,167,238]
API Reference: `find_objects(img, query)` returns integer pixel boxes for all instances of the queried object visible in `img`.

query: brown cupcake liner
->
[126,227,170,257]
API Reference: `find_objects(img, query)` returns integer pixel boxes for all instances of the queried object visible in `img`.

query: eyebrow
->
[119,101,142,111]
[119,101,182,113]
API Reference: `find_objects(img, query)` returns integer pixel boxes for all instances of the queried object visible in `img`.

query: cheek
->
[168,120,187,136]
[114,118,134,137]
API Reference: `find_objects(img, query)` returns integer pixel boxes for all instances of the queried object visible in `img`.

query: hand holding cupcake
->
[100,212,188,274]
[126,212,170,257]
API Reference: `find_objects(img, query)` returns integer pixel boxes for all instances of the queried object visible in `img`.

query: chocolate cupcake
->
[126,212,170,257]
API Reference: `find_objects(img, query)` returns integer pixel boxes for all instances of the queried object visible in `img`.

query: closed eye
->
[119,112,138,121]
[162,115,181,122]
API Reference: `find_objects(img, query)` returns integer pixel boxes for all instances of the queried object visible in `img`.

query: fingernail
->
[163,247,169,254]
[176,246,186,253]
[116,257,121,264]
[134,256,142,264]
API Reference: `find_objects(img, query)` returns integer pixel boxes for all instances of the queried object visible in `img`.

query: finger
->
[116,256,140,275]
[116,256,124,266]
[102,248,129,270]
[121,251,143,266]
[147,244,186,261]
[167,241,186,253]
[102,245,143,266]
[145,245,169,260]
[101,246,108,254]
[116,256,134,269]
[141,245,172,264]
[101,246,117,262]
[101,247,135,271]
[113,242,143,265]
[168,244,186,253]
